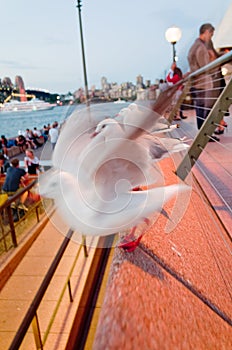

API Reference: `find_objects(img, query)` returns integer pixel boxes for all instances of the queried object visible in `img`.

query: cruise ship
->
[0,98,56,112]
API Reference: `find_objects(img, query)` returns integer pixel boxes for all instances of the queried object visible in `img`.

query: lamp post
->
[165,26,182,62]
[76,0,89,106]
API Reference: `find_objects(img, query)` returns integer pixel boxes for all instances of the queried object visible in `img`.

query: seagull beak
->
[91,131,98,138]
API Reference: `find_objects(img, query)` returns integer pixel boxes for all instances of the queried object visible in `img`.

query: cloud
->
[150,7,200,29]
[0,60,37,70]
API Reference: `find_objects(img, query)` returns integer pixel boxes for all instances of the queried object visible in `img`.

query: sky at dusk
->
[0,0,231,94]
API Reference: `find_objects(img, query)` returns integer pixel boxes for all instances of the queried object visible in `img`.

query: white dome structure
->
[214,3,232,50]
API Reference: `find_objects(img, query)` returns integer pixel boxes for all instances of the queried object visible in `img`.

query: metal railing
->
[8,230,89,350]
[176,78,232,179]
[7,232,113,350]
[163,50,232,180]
[0,179,44,253]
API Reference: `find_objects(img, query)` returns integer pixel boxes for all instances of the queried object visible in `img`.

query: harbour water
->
[0,102,131,139]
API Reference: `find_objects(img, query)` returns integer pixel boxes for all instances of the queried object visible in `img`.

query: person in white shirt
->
[24,149,40,175]
[33,127,41,137]
[49,122,59,150]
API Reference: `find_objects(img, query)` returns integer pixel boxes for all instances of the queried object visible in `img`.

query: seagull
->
[39,103,190,251]
[88,116,189,187]
[39,169,188,237]
[114,102,176,138]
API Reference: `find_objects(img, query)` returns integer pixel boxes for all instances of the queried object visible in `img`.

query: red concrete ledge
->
[93,161,232,349]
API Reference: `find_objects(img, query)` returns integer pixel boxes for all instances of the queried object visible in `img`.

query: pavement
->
[0,107,232,349]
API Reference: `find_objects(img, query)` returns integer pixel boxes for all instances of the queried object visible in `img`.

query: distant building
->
[101,77,110,91]
[136,74,144,89]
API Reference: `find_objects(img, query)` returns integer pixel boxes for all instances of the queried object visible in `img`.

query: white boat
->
[0,98,56,112]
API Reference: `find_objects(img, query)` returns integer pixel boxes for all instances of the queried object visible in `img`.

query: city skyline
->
[0,0,231,94]
[0,72,154,94]
[0,72,156,106]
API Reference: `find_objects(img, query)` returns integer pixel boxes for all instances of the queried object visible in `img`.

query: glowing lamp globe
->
[165,26,182,44]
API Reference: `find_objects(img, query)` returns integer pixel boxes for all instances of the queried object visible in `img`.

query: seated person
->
[24,129,37,149]
[2,158,28,193]
[33,127,41,138]
[24,149,40,175]
[0,154,10,174]
[15,134,28,153]
[30,128,43,148]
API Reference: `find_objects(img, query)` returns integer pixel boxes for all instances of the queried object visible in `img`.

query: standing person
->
[187,23,219,141]
[49,122,59,150]
[24,149,40,175]
[207,39,227,134]
[0,135,8,157]
[166,62,188,120]
[2,158,28,193]
[158,79,168,93]
[42,125,49,141]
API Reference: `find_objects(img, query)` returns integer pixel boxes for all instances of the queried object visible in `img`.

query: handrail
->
[184,50,232,82]
[152,51,232,117]
[42,241,84,344]
[8,229,74,350]
[0,179,38,210]
[176,76,232,180]
[171,50,232,180]
[0,179,41,249]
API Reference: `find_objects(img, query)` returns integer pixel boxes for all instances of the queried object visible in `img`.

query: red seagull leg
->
[118,233,143,252]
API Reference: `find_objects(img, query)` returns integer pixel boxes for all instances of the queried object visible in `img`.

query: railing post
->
[32,313,43,349]
[35,204,40,222]
[82,235,88,257]
[68,279,73,302]
[6,206,17,247]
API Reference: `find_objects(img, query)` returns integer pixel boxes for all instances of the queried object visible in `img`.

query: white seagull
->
[39,103,190,251]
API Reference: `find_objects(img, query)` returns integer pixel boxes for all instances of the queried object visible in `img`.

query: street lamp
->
[76,0,89,106]
[165,26,182,62]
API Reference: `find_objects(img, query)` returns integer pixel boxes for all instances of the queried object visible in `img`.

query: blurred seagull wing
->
[52,106,104,172]
[115,103,162,139]
[39,169,189,237]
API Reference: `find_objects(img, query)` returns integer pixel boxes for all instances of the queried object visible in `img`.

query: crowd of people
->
[159,22,229,141]
[0,121,60,154]
[15,121,59,151]
[0,120,60,197]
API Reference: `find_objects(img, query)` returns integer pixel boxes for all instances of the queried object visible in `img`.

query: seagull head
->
[91,118,120,138]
